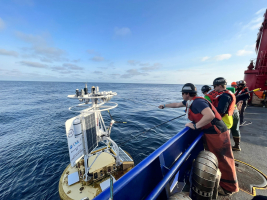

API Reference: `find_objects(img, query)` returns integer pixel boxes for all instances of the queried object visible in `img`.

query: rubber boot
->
[232,137,241,151]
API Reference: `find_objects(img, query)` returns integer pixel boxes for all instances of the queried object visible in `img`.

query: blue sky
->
[0,0,266,84]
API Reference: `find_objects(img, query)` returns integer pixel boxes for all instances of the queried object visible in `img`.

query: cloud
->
[236,44,255,56]
[128,60,139,66]
[242,14,263,30]
[200,54,231,62]
[91,56,104,62]
[109,62,115,68]
[16,32,66,62]
[40,57,53,63]
[56,70,73,74]
[140,63,150,66]
[51,66,73,74]
[0,18,5,30]
[16,32,46,45]
[236,50,253,56]
[87,49,98,55]
[33,45,65,60]
[121,69,147,78]
[20,61,48,68]
[87,50,105,62]
[214,54,232,61]
[51,64,83,74]
[140,63,162,71]
[0,68,21,76]
[0,49,19,57]
[127,60,161,71]
[63,63,83,70]
[201,56,210,61]
[250,22,262,30]
[72,59,80,63]
[114,27,131,36]
[255,8,266,15]
[93,71,103,74]
[51,66,65,71]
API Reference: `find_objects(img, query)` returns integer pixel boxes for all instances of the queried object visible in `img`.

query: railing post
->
[145,132,204,200]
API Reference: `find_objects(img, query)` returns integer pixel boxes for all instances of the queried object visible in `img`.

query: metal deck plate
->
[119,147,133,162]
[235,160,267,195]
[68,171,79,186]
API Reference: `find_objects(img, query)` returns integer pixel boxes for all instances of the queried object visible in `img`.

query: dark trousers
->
[231,109,240,138]
[239,103,247,124]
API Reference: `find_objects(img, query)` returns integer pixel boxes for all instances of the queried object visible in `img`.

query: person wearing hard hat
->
[201,84,241,151]
[236,80,250,125]
[201,85,222,103]
[234,81,241,96]
[212,77,236,130]
[231,82,237,90]
[159,83,239,196]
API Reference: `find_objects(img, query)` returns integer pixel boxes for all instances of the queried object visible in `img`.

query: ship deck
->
[220,106,267,200]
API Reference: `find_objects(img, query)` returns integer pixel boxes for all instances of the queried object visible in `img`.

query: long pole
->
[109,175,113,200]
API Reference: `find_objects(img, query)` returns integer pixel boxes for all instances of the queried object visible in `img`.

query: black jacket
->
[236,87,250,103]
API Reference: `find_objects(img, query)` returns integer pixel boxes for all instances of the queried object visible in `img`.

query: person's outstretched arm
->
[158,102,185,109]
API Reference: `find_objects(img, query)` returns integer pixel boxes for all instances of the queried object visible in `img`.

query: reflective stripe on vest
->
[237,87,248,95]
[206,89,223,103]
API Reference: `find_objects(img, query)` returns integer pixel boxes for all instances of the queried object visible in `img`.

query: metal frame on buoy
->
[66,83,125,183]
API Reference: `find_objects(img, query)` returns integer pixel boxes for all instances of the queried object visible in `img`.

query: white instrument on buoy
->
[65,83,126,182]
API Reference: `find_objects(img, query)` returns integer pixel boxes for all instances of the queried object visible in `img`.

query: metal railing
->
[146,132,204,199]
[94,127,204,200]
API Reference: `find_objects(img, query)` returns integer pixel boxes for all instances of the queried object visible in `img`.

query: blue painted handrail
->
[145,132,204,199]
[94,127,204,200]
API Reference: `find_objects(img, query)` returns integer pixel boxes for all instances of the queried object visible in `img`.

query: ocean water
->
[0,81,202,200]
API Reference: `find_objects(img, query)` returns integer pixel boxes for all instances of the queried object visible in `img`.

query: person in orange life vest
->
[212,77,236,130]
[158,83,239,196]
[201,85,223,104]
[202,84,241,151]
[236,80,250,125]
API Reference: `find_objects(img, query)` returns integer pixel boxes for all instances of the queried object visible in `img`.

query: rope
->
[117,114,186,147]
[121,97,159,107]
[240,121,252,127]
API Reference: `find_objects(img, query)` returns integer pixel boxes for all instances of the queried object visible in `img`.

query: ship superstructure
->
[244,9,267,98]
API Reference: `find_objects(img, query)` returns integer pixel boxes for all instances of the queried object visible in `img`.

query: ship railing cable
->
[120,97,182,108]
[117,114,186,147]
[121,97,159,107]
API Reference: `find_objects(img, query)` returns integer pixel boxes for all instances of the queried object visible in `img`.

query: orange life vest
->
[212,90,236,116]
[185,96,222,130]
[186,98,239,193]
[236,87,248,95]
[206,89,223,103]
[234,89,240,96]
